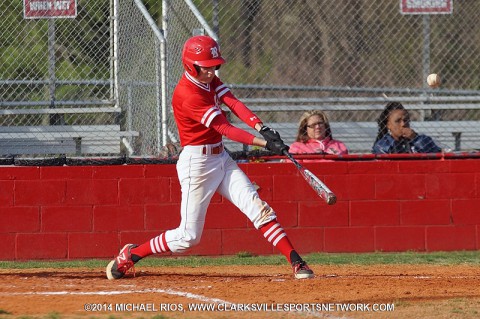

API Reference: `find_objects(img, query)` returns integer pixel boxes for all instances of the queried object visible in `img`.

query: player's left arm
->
[216,83,285,151]
[220,92,280,140]
[210,105,287,154]
[220,91,263,130]
[209,115,266,147]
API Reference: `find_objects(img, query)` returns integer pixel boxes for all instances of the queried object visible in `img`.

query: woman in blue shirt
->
[372,102,442,154]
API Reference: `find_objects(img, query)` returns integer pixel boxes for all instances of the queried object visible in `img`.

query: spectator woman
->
[372,102,442,154]
[289,110,348,155]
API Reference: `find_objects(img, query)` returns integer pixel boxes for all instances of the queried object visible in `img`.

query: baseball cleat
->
[106,244,138,280]
[292,260,314,279]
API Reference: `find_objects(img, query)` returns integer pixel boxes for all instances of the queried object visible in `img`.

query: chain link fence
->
[1,0,480,164]
[164,0,480,153]
[1,0,124,162]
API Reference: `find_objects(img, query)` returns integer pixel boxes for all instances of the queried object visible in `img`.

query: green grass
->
[0,251,479,269]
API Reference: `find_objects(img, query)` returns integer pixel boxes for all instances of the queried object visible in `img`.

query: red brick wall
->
[1,159,479,260]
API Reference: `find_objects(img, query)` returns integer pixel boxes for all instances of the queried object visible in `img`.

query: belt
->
[202,143,224,155]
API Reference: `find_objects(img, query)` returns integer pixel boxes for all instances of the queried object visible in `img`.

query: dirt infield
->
[1,264,479,319]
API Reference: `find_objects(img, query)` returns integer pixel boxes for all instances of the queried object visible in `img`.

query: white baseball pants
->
[164,143,277,253]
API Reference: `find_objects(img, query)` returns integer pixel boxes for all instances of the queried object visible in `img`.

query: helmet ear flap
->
[184,62,198,77]
[194,65,201,75]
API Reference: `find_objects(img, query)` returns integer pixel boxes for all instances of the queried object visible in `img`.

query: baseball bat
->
[283,150,337,205]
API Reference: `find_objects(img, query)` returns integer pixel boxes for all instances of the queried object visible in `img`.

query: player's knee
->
[252,199,277,229]
[182,237,201,248]
[180,230,202,249]
[166,227,203,253]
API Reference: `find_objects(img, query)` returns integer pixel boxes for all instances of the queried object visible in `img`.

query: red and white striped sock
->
[130,232,170,260]
[260,220,295,263]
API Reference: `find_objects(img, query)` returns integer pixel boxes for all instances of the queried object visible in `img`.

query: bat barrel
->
[284,150,337,205]
[326,194,337,205]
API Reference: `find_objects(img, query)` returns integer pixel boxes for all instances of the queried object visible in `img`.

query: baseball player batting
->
[106,35,314,280]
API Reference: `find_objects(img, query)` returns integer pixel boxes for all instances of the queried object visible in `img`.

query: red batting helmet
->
[182,35,225,77]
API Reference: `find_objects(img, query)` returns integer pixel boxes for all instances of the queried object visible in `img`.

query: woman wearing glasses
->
[289,110,348,155]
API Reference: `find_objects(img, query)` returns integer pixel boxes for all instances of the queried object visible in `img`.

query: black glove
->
[259,126,282,143]
[266,139,290,155]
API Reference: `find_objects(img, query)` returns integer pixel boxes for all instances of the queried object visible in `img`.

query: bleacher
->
[0,125,138,155]
[226,121,479,154]
[223,95,480,153]
[2,95,479,157]
[0,103,138,156]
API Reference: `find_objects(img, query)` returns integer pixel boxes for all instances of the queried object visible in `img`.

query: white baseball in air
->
[427,73,441,88]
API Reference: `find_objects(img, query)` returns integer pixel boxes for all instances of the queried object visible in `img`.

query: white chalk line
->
[0,288,229,303]
[0,288,352,319]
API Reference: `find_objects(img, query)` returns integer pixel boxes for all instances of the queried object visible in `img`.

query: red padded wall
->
[1,158,479,260]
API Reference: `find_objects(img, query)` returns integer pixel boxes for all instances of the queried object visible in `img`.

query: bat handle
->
[283,149,302,169]
[283,149,296,161]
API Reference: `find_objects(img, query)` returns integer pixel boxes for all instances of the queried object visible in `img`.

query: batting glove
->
[259,125,282,143]
[266,139,290,155]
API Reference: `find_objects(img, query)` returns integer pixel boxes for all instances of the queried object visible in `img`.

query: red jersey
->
[172,72,262,146]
